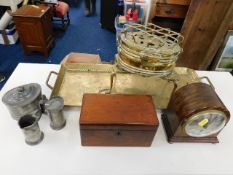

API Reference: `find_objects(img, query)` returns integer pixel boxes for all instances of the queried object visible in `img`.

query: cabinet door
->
[14,18,44,46]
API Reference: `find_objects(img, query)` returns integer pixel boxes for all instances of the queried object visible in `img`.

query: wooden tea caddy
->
[79,94,159,146]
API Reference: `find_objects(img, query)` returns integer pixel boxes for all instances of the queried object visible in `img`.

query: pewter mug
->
[18,115,44,145]
[45,96,66,130]
[2,83,43,120]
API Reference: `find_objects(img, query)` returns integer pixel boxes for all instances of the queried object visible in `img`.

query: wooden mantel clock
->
[162,82,230,143]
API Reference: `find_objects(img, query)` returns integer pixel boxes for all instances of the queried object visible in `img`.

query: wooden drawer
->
[155,3,189,18]
[157,0,191,5]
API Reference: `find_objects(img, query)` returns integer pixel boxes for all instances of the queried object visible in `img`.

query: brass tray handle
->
[98,88,111,94]
[199,76,215,90]
[162,78,178,108]
[98,72,116,94]
[168,79,178,96]
[161,77,178,97]
[46,71,58,90]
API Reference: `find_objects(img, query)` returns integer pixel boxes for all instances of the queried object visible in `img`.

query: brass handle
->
[98,72,116,94]
[162,78,178,96]
[46,71,58,90]
[199,76,215,90]
[165,9,175,15]
[98,88,111,94]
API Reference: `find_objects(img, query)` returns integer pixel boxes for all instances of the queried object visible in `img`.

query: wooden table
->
[12,5,54,57]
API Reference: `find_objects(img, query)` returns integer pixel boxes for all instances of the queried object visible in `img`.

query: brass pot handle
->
[199,76,215,90]
[46,71,58,90]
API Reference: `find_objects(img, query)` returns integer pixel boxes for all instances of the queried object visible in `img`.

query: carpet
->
[0,0,117,90]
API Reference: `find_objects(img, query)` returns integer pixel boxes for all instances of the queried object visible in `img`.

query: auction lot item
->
[45,96,66,130]
[18,114,44,145]
[162,82,230,143]
[2,83,43,120]
[47,63,199,109]
[2,83,66,145]
[45,23,231,144]
[80,94,159,146]
[117,23,183,77]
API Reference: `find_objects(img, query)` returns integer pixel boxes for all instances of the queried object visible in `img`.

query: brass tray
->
[46,63,200,109]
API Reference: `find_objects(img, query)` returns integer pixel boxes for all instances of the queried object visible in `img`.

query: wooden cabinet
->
[155,3,189,19]
[177,0,233,69]
[150,0,233,70]
[150,0,190,31]
[13,5,54,57]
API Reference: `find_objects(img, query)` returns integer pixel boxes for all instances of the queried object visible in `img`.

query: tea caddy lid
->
[2,83,41,107]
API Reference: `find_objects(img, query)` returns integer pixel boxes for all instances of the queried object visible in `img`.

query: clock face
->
[184,110,227,137]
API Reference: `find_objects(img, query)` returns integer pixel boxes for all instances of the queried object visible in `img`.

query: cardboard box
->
[60,52,102,65]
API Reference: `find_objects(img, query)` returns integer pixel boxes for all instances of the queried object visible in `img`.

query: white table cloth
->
[0,63,233,175]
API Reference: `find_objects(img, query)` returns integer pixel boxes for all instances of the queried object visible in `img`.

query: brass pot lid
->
[2,83,41,107]
[184,110,227,137]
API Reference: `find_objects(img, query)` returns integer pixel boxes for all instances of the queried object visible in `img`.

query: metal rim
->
[2,83,41,107]
[184,110,227,137]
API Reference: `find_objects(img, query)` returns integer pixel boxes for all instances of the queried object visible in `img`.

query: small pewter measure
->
[2,83,66,145]
[18,114,44,145]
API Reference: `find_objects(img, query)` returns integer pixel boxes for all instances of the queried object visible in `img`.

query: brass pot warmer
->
[116,23,183,77]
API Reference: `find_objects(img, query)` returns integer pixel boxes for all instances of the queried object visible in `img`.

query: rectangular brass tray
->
[47,63,200,109]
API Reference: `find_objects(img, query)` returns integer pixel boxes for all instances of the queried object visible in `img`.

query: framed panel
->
[215,30,233,72]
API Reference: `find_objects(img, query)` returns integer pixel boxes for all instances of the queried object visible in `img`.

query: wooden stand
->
[161,110,219,144]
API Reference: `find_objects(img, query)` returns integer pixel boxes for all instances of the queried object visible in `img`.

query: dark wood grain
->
[155,3,189,19]
[177,0,233,69]
[13,5,49,17]
[79,94,159,146]
[170,83,230,121]
[161,82,230,144]
[13,5,54,57]
[157,0,191,5]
